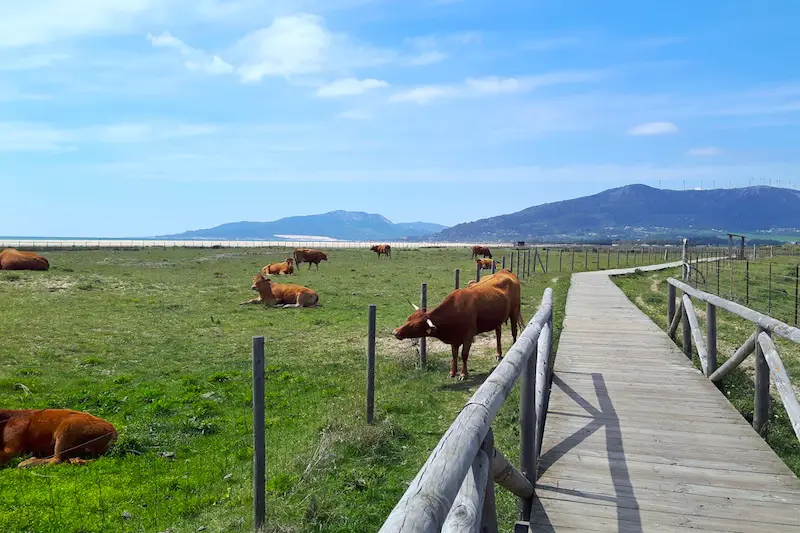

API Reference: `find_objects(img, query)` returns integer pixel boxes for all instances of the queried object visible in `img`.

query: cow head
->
[321,253,328,262]
[251,274,277,303]
[286,258,294,266]
[370,245,378,252]
[393,301,437,340]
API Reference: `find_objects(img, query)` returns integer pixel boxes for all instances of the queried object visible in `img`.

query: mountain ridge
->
[159,210,448,241]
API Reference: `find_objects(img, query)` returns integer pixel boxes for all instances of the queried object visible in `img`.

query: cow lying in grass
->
[0,248,49,271]
[0,409,117,468]
[262,258,294,276]
[242,274,320,308]
[393,269,523,380]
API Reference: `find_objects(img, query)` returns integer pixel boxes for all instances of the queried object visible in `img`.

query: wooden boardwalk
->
[532,266,800,532]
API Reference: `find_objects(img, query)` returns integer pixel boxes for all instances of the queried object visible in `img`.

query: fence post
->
[545,248,549,273]
[516,250,521,276]
[521,250,527,278]
[510,252,514,273]
[667,283,676,325]
[746,260,750,305]
[682,298,692,360]
[706,303,717,377]
[753,327,770,434]
[476,262,482,283]
[559,249,562,272]
[584,249,588,270]
[481,428,498,533]
[571,250,575,271]
[502,256,506,270]
[795,264,799,327]
[252,336,266,532]
[366,305,376,424]
[455,269,460,290]
[768,263,772,315]
[492,260,496,274]
[420,284,427,366]
[617,250,620,266]
[519,334,537,521]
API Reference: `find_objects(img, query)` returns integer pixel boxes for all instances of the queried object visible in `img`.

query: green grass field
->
[613,266,800,476]
[0,247,575,533]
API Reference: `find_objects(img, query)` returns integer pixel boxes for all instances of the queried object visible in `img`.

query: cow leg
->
[449,345,459,378]
[494,327,503,362]
[459,341,472,381]
[511,313,520,342]
[239,298,262,305]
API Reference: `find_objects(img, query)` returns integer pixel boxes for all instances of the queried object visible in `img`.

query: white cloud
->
[234,14,392,83]
[406,51,448,66]
[389,86,457,104]
[316,77,389,98]
[148,32,233,75]
[627,121,679,136]
[0,0,154,48]
[0,120,220,151]
[338,108,373,120]
[391,69,608,103]
[687,147,723,156]
[521,37,581,51]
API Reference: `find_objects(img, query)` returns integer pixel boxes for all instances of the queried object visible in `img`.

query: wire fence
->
[686,255,800,327]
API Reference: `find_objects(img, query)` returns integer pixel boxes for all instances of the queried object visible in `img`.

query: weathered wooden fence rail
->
[378,289,555,533]
[667,278,800,441]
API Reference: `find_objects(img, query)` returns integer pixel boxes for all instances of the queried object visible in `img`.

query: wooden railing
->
[378,289,556,532]
[667,278,800,441]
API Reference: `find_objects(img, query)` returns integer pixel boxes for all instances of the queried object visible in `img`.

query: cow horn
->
[426,318,435,329]
[406,298,419,311]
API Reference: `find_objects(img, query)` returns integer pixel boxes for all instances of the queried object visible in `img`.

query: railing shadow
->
[532,372,642,533]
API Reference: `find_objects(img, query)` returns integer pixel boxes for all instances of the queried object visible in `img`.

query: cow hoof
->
[449,373,457,379]
[458,375,468,381]
[495,355,503,362]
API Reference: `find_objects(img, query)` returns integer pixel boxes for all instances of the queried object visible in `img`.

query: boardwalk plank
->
[536,267,800,531]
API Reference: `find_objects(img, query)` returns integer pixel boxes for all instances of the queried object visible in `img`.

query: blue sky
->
[2,0,800,237]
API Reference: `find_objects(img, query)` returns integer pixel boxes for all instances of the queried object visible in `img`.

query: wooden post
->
[476,262,482,283]
[509,252,514,273]
[519,333,537,521]
[420,284,428,366]
[746,260,750,304]
[768,263,772,314]
[252,336,266,531]
[521,250,527,278]
[753,327,770,434]
[367,305,376,424]
[706,303,717,377]
[516,250,521,276]
[532,250,537,273]
[682,298,692,360]
[584,249,588,270]
[559,249,562,272]
[502,256,506,270]
[480,428,498,533]
[668,283,676,325]
[617,250,620,266]
[545,248,549,273]
[455,269,460,290]
[571,250,575,271]
[794,264,799,327]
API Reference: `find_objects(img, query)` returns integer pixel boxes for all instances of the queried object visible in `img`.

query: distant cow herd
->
[1,244,517,468]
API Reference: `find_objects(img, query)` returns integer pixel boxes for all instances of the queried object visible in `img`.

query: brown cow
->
[242,274,319,308]
[393,269,523,380]
[471,245,492,259]
[0,248,49,271]
[370,244,391,259]
[476,258,497,270]
[262,258,294,276]
[0,409,117,468]
[293,248,328,270]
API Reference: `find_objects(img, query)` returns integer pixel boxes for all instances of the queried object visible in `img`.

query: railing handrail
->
[668,278,800,343]
[378,288,554,533]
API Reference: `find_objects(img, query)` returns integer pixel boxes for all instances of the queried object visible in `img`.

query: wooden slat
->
[537,268,800,532]
[758,332,800,442]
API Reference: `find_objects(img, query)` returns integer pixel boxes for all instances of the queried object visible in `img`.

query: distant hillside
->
[433,185,800,242]
[160,211,447,241]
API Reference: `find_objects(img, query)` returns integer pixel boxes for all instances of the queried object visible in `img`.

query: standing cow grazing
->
[370,244,391,259]
[393,269,523,380]
[471,245,492,259]
[293,249,328,270]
